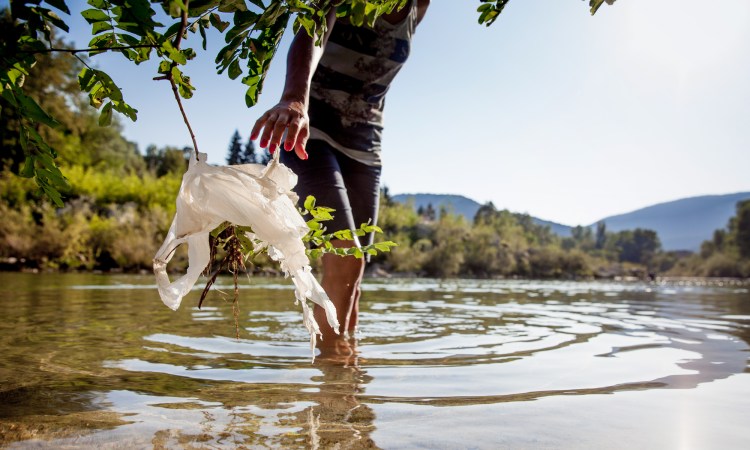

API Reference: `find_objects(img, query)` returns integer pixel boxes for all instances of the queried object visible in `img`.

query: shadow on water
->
[0,273,749,448]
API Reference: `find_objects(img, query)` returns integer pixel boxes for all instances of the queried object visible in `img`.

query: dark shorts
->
[280,140,381,246]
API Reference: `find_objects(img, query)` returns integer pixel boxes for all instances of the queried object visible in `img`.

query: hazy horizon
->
[391,190,750,227]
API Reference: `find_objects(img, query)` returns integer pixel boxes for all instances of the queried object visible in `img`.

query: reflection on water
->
[0,273,749,448]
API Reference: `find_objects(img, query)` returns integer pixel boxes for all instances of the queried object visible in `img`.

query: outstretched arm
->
[250,8,338,160]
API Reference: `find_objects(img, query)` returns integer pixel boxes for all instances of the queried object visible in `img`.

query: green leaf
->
[210,222,231,238]
[182,48,197,61]
[333,229,354,241]
[20,156,35,178]
[590,0,615,15]
[374,241,398,252]
[38,8,70,32]
[158,60,171,73]
[164,21,183,40]
[117,33,140,46]
[81,8,109,23]
[39,181,64,207]
[87,0,107,9]
[26,126,54,154]
[209,13,230,32]
[45,0,71,15]
[112,101,138,121]
[0,89,19,108]
[17,91,60,128]
[304,195,316,211]
[165,43,187,64]
[120,48,137,61]
[311,209,334,221]
[78,67,97,90]
[237,232,255,251]
[351,0,366,26]
[172,0,188,15]
[362,224,383,233]
[294,15,315,38]
[37,164,68,190]
[134,45,152,63]
[219,0,249,13]
[88,33,115,50]
[177,82,193,99]
[99,102,113,126]
[92,21,113,34]
[199,23,208,50]
[228,59,242,79]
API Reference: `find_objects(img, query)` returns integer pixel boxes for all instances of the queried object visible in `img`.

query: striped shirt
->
[308,0,419,167]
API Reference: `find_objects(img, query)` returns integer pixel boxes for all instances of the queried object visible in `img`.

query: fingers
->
[252,102,309,159]
[268,117,289,153]
[259,113,277,150]
[294,127,309,160]
[250,113,267,141]
[284,117,301,151]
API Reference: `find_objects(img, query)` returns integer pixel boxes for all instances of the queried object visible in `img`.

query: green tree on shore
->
[608,228,661,265]
[668,200,750,277]
[734,200,750,259]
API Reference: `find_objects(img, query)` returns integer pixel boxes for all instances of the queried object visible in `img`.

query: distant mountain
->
[392,194,482,220]
[392,191,750,252]
[591,192,750,251]
[533,218,573,237]
[391,193,573,236]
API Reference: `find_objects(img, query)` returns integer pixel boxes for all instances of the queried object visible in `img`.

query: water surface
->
[1,273,748,448]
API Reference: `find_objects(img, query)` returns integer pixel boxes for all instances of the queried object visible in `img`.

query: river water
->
[0,273,748,449]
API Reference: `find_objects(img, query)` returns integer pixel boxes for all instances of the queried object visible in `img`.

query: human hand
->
[250,100,309,160]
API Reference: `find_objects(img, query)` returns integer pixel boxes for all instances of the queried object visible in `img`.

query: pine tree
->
[226,130,243,165]
[242,137,258,164]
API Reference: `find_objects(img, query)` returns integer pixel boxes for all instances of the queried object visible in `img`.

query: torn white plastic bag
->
[153,152,340,352]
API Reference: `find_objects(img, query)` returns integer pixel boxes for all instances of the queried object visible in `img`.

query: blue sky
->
[13,0,750,225]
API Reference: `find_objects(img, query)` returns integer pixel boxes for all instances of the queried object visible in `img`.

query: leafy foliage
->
[301,195,397,260]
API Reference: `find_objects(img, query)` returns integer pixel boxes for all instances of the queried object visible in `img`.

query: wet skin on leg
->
[314,239,364,348]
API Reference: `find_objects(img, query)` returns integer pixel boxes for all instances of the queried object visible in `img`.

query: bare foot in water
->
[314,241,365,340]
[316,337,359,366]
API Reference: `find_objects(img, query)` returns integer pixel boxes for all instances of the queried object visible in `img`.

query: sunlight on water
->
[0,273,748,449]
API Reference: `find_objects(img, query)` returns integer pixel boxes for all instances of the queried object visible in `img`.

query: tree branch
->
[172,4,189,50]
[19,44,158,54]
[166,74,200,159]
[163,0,200,160]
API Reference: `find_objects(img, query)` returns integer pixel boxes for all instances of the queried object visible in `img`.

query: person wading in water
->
[251,0,430,350]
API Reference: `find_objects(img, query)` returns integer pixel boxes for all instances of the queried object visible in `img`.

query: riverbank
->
[1,261,747,287]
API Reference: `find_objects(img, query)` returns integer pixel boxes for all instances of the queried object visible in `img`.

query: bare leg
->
[314,239,364,348]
